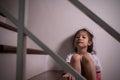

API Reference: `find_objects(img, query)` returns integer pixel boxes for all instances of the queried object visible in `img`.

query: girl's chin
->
[78,43,84,46]
[77,45,85,48]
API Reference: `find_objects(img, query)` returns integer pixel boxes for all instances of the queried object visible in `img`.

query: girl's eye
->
[82,36,86,39]
[76,36,80,38]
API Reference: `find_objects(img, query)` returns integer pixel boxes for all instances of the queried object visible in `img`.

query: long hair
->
[73,28,96,54]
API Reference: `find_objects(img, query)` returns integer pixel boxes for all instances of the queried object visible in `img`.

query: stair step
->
[28,70,63,80]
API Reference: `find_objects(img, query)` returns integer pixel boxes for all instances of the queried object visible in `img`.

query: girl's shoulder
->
[65,52,76,62]
[66,52,76,58]
[89,53,99,61]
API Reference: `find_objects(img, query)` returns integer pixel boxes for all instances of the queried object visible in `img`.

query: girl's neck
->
[77,47,88,55]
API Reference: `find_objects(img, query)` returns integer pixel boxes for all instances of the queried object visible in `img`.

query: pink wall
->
[0,0,120,80]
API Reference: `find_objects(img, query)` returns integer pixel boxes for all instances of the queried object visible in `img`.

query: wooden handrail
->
[0,45,47,55]
[0,22,47,55]
[0,21,18,32]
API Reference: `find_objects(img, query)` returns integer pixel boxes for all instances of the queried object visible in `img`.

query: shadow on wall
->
[48,35,75,70]
[57,35,74,60]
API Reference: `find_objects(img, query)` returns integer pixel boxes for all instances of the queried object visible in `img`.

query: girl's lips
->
[77,41,83,43]
[76,42,83,45]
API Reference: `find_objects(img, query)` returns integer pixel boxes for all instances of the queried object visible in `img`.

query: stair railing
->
[0,0,85,80]
[69,0,120,43]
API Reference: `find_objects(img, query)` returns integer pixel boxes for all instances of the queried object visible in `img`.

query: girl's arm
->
[62,62,75,80]
[63,62,70,74]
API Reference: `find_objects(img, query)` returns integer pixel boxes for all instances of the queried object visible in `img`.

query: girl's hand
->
[62,73,75,80]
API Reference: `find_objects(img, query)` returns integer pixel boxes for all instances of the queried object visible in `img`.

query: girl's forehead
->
[76,31,88,36]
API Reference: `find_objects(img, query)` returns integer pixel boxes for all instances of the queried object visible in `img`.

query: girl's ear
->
[88,41,92,46]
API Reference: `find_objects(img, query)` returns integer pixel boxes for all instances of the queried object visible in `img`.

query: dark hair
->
[73,28,95,54]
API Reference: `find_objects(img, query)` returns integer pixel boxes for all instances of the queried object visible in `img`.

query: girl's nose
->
[77,37,82,40]
[79,36,82,39]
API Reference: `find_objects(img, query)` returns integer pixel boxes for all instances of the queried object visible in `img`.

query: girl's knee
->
[82,55,93,65]
[71,54,82,62]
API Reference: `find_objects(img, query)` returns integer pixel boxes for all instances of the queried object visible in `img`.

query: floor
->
[28,70,64,80]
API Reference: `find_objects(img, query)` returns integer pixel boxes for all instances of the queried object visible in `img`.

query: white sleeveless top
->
[66,52,102,72]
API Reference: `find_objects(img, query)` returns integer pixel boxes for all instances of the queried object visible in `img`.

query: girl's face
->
[74,31,92,49]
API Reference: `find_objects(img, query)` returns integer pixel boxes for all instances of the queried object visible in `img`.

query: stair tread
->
[28,70,63,80]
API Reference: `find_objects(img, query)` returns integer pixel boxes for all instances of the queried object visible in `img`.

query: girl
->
[62,28,102,80]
